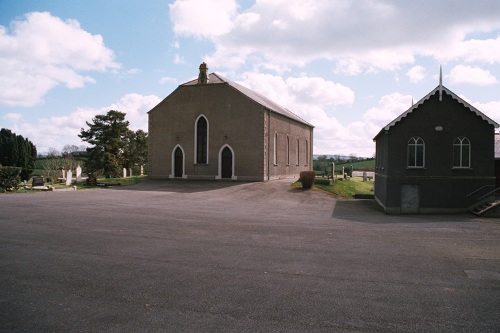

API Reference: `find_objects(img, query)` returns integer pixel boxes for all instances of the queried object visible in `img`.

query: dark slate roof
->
[181,73,313,127]
[374,84,499,140]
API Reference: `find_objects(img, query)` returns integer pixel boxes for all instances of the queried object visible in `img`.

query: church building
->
[148,63,314,181]
[373,70,499,214]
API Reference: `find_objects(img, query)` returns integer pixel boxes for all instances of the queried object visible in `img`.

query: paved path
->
[1,179,499,332]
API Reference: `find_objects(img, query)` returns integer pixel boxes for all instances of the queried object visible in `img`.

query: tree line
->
[1,110,148,189]
[0,128,37,181]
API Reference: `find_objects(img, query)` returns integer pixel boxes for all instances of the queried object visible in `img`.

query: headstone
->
[86,176,97,186]
[60,167,65,179]
[32,176,44,187]
[66,170,72,186]
[123,168,127,178]
[76,165,82,182]
[129,168,133,177]
[140,165,144,176]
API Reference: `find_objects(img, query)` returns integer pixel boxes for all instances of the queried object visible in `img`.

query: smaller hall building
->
[373,72,499,214]
[148,63,314,181]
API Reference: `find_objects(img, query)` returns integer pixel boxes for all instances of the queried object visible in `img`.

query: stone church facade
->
[148,63,314,181]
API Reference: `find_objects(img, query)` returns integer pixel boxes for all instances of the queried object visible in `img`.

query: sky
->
[1,0,500,157]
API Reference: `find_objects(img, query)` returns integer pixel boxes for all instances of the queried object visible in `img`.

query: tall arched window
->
[273,132,278,165]
[195,115,208,164]
[408,137,425,168]
[286,135,290,165]
[305,140,309,165]
[453,137,470,168]
[297,139,300,165]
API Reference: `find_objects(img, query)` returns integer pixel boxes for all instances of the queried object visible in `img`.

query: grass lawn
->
[292,176,374,198]
[2,175,146,193]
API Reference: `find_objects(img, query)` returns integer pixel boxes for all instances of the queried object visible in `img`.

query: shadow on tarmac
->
[332,199,480,224]
[109,178,247,193]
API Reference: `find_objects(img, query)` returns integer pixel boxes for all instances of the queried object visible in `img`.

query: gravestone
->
[86,176,97,186]
[140,165,144,176]
[76,165,82,182]
[32,176,44,187]
[66,170,72,186]
[123,168,127,178]
[129,168,133,177]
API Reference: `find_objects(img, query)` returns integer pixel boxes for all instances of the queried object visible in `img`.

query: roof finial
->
[439,65,443,101]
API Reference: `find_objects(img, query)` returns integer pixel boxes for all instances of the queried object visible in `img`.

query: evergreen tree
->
[123,129,148,170]
[0,128,37,181]
[79,110,130,178]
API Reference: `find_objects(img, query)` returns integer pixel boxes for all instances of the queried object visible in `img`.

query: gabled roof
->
[374,84,499,140]
[181,73,313,127]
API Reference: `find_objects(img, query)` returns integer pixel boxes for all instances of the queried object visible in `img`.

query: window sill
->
[452,167,472,170]
[406,167,426,170]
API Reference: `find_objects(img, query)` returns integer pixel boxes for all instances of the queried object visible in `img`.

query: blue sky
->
[1,0,500,157]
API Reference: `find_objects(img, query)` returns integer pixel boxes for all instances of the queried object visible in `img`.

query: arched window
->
[453,137,470,168]
[408,137,425,168]
[195,115,208,164]
[273,132,278,165]
[297,139,300,165]
[286,135,290,165]
[305,140,309,165]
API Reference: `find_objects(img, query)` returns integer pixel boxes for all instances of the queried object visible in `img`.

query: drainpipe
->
[267,108,271,180]
[310,127,314,171]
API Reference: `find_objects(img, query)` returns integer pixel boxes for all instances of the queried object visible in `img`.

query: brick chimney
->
[198,62,209,84]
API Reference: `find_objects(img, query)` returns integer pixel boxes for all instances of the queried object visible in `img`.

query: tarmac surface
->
[1,178,499,332]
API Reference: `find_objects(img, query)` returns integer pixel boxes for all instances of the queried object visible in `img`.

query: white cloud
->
[7,93,161,153]
[2,112,23,122]
[407,65,426,83]
[449,65,497,85]
[0,12,120,107]
[472,100,500,124]
[174,53,185,64]
[169,0,238,38]
[237,72,354,113]
[170,0,500,73]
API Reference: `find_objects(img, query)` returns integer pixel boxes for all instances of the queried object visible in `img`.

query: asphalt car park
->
[1,179,499,332]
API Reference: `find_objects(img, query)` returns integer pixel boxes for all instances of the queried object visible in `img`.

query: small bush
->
[0,166,22,190]
[299,171,316,189]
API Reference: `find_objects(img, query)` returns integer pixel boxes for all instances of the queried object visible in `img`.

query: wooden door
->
[174,147,183,178]
[221,147,232,179]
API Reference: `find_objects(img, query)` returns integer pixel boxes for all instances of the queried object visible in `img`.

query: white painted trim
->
[216,144,237,180]
[170,144,187,179]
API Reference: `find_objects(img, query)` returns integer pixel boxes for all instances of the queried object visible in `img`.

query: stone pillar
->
[123,168,127,178]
